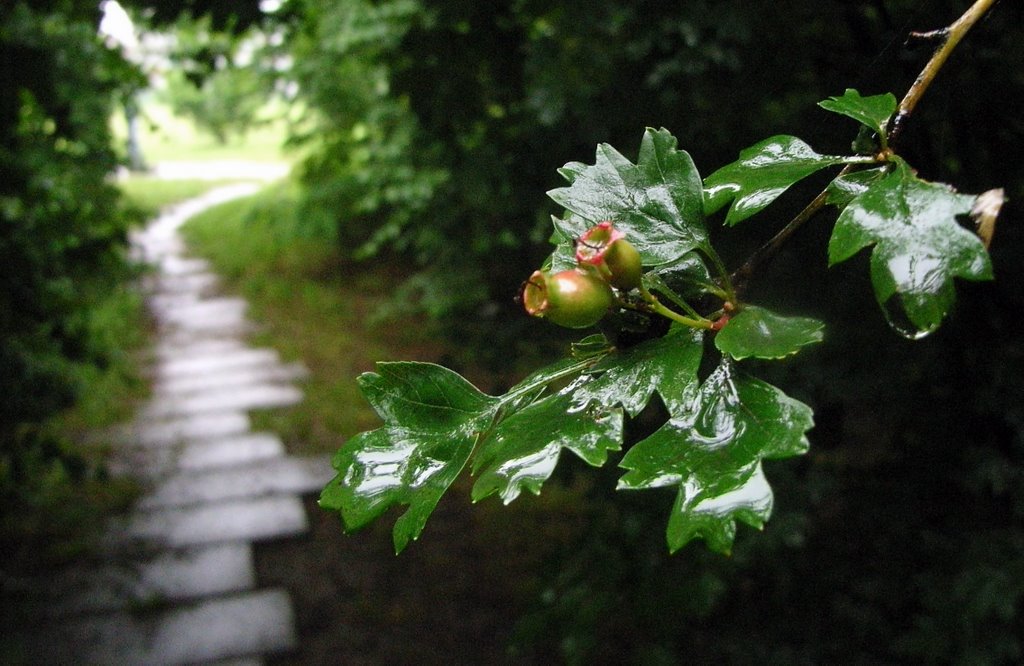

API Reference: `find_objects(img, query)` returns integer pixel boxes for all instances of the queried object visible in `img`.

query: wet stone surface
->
[30,179,328,664]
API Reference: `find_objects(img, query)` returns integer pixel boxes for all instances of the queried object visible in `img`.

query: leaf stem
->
[730,174,844,291]
[731,0,998,294]
[637,285,714,330]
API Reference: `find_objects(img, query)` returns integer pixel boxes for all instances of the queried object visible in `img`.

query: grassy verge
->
[117,177,235,219]
[180,182,448,455]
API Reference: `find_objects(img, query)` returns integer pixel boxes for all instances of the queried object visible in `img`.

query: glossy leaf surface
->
[826,167,886,208]
[619,362,813,553]
[572,326,704,417]
[320,362,499,553]
[703,135,847,225]
[548,127,709,265]
[471,386,623,504]
[818,89,897,139]
[828,160,993,336]
[714,305,824,360]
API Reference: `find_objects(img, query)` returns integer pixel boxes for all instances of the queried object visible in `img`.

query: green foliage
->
[714,306,824,360]
[704,136,850,225]
[828,158,993,336]
[0,0,144,604]
[818,87,898,144]
[1,5,139,448]
[160,15,270,144]
[549,129,710,264]
[322,64,1002,564]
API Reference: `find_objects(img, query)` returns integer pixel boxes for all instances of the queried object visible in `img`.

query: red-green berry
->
[522,269,615,328]
[602,236,642,291]
[575,221,643,291]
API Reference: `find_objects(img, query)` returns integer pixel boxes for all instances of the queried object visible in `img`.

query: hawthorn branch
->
[730,0,998,295]
[888,0,1000,146]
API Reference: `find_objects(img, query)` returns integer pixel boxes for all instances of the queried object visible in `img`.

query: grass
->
[111,97,295,165]
[180,182,448,455]
[117,177,235,218]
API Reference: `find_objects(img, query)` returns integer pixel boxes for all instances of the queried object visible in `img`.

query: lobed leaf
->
[828,159,993,336]
[320,362,499,553]
[714,305,824,360]
[471,385,623,504]
[818,89,897,140]
[571,326,704,417]
[703,135,847,225]
[548,127,710,265]
[619,361,813,554]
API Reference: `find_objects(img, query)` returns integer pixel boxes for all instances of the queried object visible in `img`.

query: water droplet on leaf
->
[881,295,938,340]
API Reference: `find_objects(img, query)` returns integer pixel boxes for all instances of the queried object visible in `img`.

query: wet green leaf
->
[826,167,887,208]
[320,362,499,553]
[471,386,623,504]
[704,135,847,225]
[645,252,714,301]
[818,89,897,139]
[828,159,993,336]
[572,326,704,417]
[618,361,813,553]
[714,305,824,360]
[548,127,710,265]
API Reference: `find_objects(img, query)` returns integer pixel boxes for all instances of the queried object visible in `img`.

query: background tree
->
[1,0,143,546]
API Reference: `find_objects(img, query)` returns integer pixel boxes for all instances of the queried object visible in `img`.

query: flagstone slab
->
[47,542,255,617]
[139,455,333,510]
[120,411,252,448]
[162,255,211,277]
[163,314,256,338]
[176,432,288,472]
[147,588,297,664]
[154,297,247,324]
[31,588,295,665]
[153,337,248,361]
[142,384,303,419]
[156,348,282,380]
[120,495,308,547]
[151,271,219,296]
[154,362,307,397]
[107,432,288,479]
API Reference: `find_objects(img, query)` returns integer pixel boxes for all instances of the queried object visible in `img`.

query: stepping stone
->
[118,411,252,448]
[118,494,308,547]
[152,271,219,296]
[47,542,255,617]
[153,337,247,361]
[31,588,296,665]
[139,455,333,510]
[161,314,254,338]
[154,362,307,397]
[162,255,210,276]
[107,432,288,479]
[176,432,287,472]
[145,588,297,664]
[155,297,247,324]
[155,348,282,380]
[142,384,303,419]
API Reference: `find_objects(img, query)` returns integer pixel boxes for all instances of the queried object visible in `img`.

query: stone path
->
[29,176,333,664]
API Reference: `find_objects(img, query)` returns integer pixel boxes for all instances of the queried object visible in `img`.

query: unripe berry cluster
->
[522,221,643,329]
